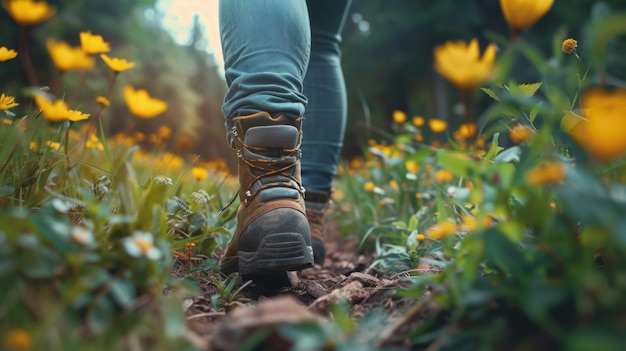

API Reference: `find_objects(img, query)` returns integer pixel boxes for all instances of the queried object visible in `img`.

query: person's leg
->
[218,0,314,278]
[303,0,352,265]
[302,0,351,192]
[220,0,310,136]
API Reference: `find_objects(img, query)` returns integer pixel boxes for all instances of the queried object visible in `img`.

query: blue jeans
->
[219,0,351,193]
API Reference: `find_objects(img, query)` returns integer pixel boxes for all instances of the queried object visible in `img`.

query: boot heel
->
[238,232,313,275]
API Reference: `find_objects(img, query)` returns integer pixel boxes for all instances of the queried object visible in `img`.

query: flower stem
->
[460,89,475,125]
[79,72,118,157]
[48,70,65,95]
[87,72,118,136]
[508,31,519,48]
[18,27,40,87]
[69,70,88,105]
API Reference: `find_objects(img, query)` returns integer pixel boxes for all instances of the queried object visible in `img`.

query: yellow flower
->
[426,220,457,240]
[45,140,61,150]
[379,197,394,206]
[405,160,420,174]
[500,0,554,31]
[148,133,161,144]
[416,233,426,241]
[390,179,399,191]
[412,116,425,127]
[175,133,196,151]
[85,133,103,150]
[435,169,454,183]
[509,124,534,143]
[562,38,578,54]
[434,38,496,91]
[46,39,94,72]
[0,94,19,110]
[155,152,184,172]
[0,46,18,62]
[67,109,90,122]
[334,189,344,201]
[364,181,375,192]
[100,54,135,73]
[5,328,32,350]
[34,96,87,123]
[428,118,448,133]
[457,123,477,139]
[96,96,110,108]
[123,85,168,119]
[2,0,55,26]
[157,125,172,138]
[462,215,494,231]
[34,95,70,121]
[392,110,407,124]
[350,157,364,170]
[461,216,477,232]
[568,87,626,161]
[192,166,209,181]
[134,131,145,142]
[525,161,566,186]
[79,31,110,54]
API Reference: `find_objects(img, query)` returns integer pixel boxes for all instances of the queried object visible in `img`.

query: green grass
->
[2,2,626,351]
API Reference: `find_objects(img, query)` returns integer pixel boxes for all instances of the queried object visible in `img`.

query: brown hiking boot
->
[305,189,331,266]
[220,112,314,277]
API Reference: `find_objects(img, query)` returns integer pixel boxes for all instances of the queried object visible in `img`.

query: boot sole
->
[238,232,314,276]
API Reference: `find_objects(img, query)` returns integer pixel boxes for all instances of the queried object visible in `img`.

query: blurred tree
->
[339,0,626,156]
[0,0,230,169]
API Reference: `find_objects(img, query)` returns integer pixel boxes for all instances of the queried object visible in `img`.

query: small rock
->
[308,281,368,314]
[305,280,327,298]
[348,272,379,287]
[211,295,320,351]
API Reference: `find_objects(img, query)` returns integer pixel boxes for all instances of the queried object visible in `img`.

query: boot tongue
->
[242,125,302,198]
[243,125,300,174]
[244,125,299,149]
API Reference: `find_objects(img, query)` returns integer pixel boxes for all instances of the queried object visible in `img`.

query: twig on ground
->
[186,311,226,320]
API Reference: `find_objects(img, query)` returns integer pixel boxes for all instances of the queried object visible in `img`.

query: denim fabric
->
[219,0,351,192]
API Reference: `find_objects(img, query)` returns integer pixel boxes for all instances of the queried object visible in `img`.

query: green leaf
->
[587,13,626,68]
[32,204,72,254]
[560,110,584,133]
[494,146,521,163]
[408,215,419,232]
[162,296,185,337]
[112,146,140,216]
[484,133,504,160]
[437,150,476,178]
[392,220,407,230]
[565,329,626,351]
[529,101,543,123]
[137,178,170,232]
[509,82,542,98]
[188,212,207,234]
[481,88,499,101]
[110,278,136,309]
[484,228,525,276]
[88,296,115,335]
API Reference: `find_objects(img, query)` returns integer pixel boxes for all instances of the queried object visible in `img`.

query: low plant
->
[334,2,626,350]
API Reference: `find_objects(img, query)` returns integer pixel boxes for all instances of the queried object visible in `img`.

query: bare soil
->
[178,223,428,350]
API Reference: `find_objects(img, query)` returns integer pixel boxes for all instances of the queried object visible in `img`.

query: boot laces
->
[239,141,304,202]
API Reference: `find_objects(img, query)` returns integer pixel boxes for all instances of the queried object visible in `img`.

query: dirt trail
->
[181,224,421,350]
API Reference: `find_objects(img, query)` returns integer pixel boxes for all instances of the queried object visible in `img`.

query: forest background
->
[2,0,625,170]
